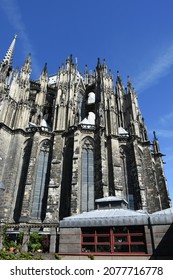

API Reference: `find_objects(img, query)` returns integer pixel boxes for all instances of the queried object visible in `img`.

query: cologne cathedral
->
[0,36,172,257]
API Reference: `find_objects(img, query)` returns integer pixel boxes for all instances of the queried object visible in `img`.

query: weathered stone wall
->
[154,155,171,209]
[143,145,161,213]
[45,133,64,222]
[70,130,82,215]
[107,137,124,197]
[0,128,26,222]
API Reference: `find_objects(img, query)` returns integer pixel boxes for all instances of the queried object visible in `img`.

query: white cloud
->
[0,0,41,77]
[134,43,173,93]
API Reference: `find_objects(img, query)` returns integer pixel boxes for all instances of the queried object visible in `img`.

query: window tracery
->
[31,141,51,220]
[81,139,94,212]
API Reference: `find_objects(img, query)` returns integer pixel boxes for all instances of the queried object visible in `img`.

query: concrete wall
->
[150,224,173,259]
[59,228,81,254]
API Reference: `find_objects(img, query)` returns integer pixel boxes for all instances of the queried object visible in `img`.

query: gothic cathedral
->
[0,36,171,230]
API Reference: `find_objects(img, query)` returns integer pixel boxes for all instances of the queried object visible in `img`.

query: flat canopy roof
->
[60,207,173,228]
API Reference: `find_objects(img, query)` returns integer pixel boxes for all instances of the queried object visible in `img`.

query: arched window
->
[14,139,33,222]
[31,141,51,220]
[120,146,135,209]
[81,139,94,212]
[77,93,86,122]
[60,138,74,219]
[87,91,95,104]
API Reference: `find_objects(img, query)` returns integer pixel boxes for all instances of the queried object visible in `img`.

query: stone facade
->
[0,36,171,254]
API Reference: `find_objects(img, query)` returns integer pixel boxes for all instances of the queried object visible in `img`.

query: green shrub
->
[55,254,61,260]
[88,254,95,260]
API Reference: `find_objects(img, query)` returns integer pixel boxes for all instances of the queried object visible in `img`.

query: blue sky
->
[0,0,173,202]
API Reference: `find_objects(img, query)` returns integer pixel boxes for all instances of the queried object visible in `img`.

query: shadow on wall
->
[150,224,173,260]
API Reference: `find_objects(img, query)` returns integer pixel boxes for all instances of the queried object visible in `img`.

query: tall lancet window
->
[120,146,135,210]
[13,139,33,222]
[81,139,94,212]
[31,141,51,220]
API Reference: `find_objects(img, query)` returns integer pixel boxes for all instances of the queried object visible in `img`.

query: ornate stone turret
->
[35,63,48,106]
[151,131,171,210]
[0,51,32,129]
[19,53,31,86]
[153,131,160,154]
[116,71,125,128]
[0,35,17,94]
[1,34,17,67]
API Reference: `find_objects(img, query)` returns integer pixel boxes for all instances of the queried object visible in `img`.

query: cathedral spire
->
[84,64,89,84]
[102,58,108,74]
[19,53,32,88]
[116,71,123,85]
[116,71,125,95]
[127,75,136,95]
[84,64,88,75]
[153,131,160,154]
[127,75,133,90]
[1,34,17,67]
[20,53,31,76]
[40,62,48,83]
[66,54,73,71]
[43,62,47,75]
[96,57,101,71]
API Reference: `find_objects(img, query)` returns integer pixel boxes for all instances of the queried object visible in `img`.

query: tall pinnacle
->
[2,34,17,66]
